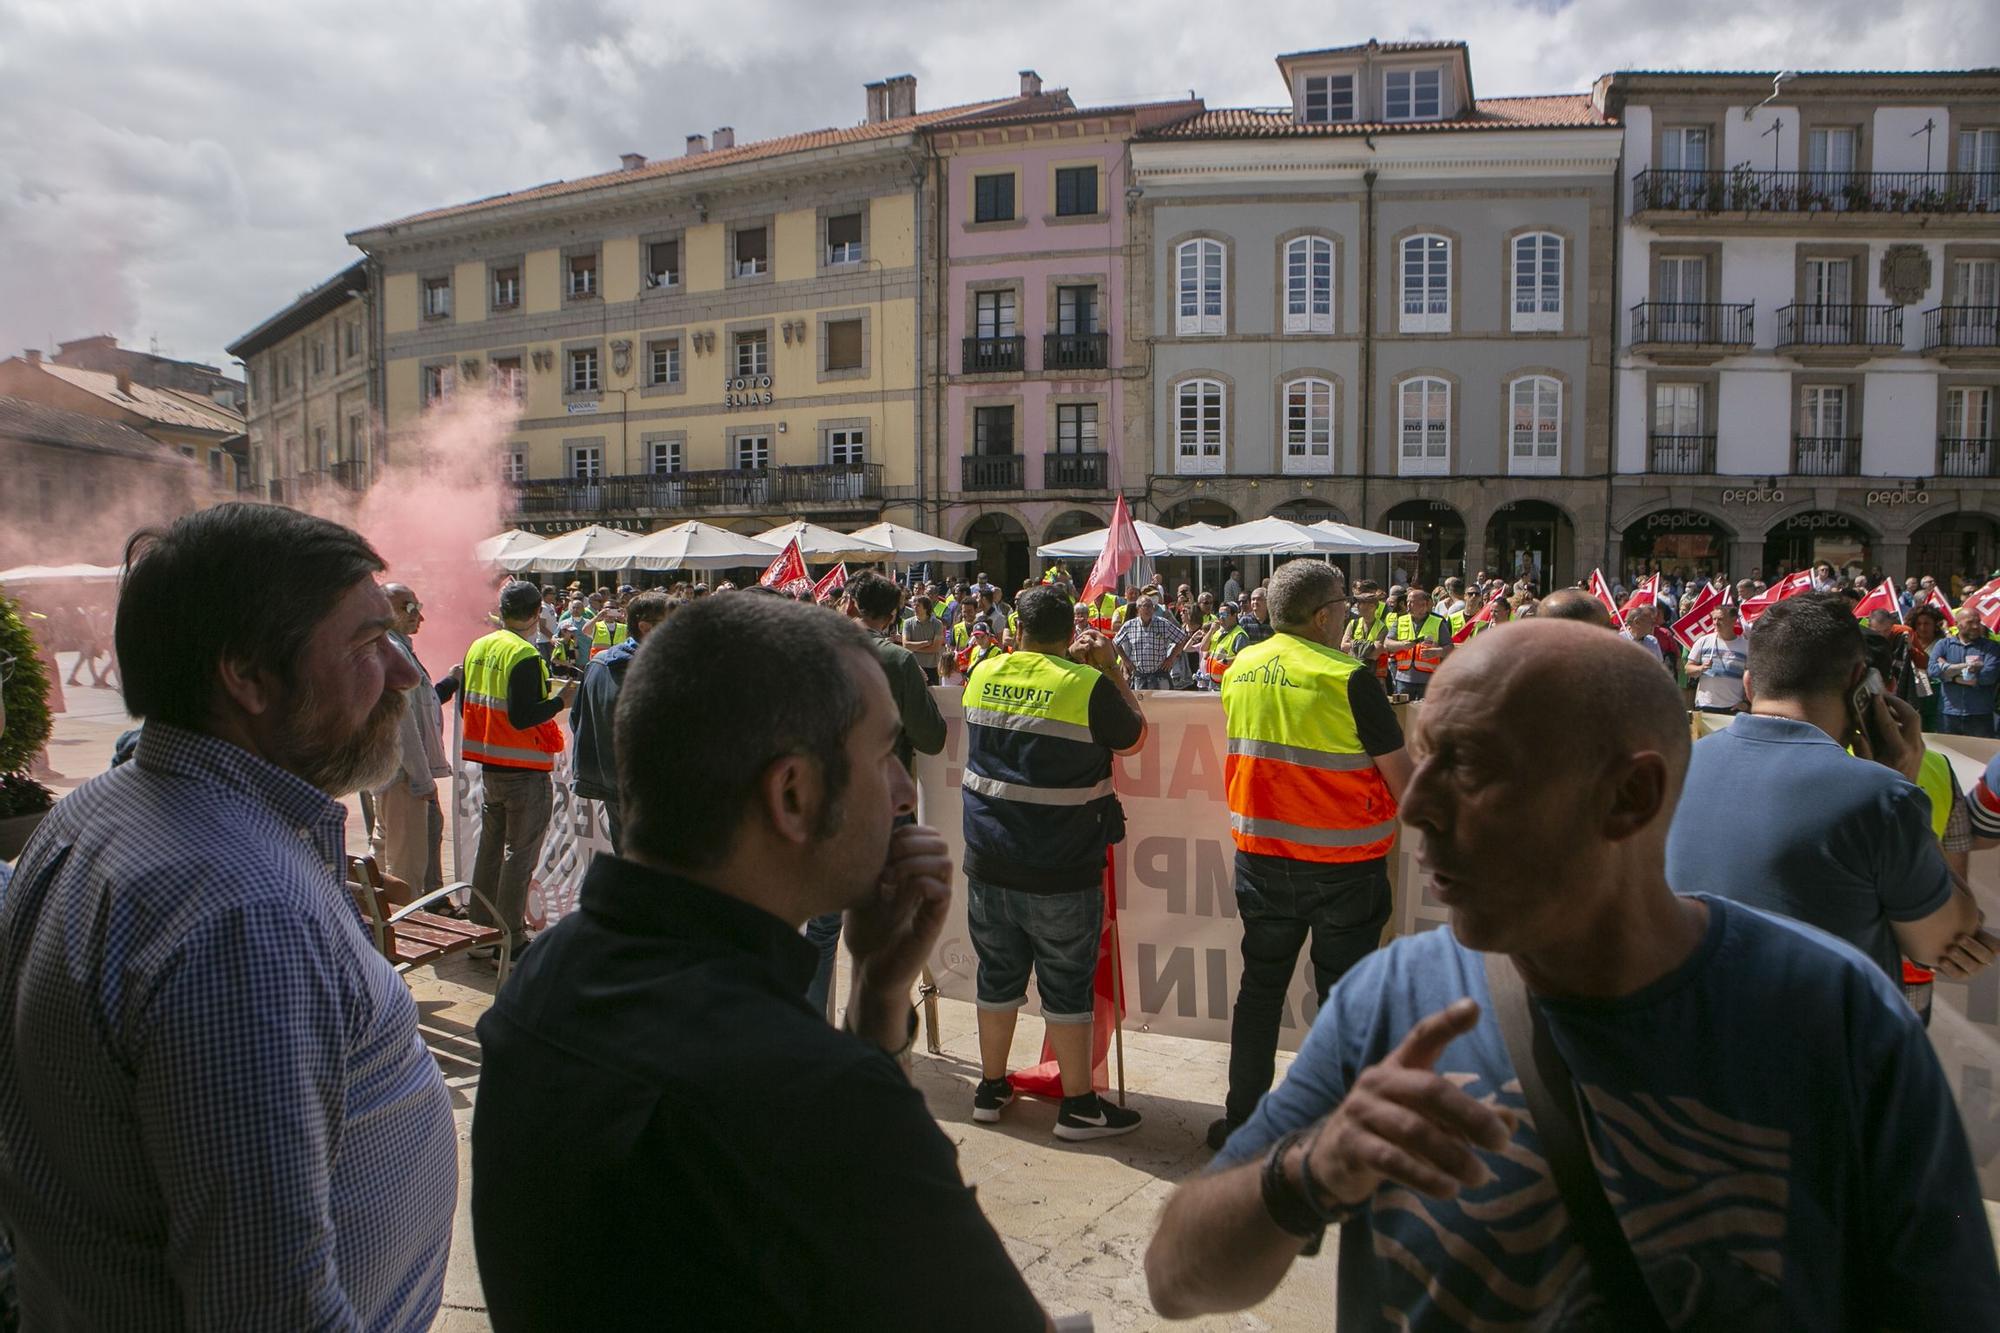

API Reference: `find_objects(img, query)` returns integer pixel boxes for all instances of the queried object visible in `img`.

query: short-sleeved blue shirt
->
[1215,899,1999,1330]
[1665,713,1950,980]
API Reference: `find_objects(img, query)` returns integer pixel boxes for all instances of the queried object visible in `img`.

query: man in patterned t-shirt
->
[1146,619,1997,1330]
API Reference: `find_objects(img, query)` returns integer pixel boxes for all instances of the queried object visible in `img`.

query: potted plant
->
[0,594,56,860]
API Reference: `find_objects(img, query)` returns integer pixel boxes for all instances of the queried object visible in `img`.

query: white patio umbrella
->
[0,563,122,585]
[474,529,547,564]
[845,521,977,562]
[1308,521,1420,555]
[1170,521,1224,537]
[499,525,636,574]
[583,521,779,571]
[1174,517,1351,557]
[753,520,893,563]
[1035,520,1191,560]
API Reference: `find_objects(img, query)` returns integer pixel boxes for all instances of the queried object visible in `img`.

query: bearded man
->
[0,503,459,1328]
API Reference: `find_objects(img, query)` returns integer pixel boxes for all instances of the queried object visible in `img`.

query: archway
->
[963,512,1030,594]
[1043,509,1106,546]
[1485,500,1576,593]
[1762,511,1871,580]
[1618,508,1729,586]
[1381,499,1466,591]
[1157,499,1239,529]
[1908,511,2000,587]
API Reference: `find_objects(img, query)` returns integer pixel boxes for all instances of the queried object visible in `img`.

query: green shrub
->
[0,595,56,817]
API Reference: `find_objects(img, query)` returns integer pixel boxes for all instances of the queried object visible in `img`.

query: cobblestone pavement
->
[30,660,2000,1329]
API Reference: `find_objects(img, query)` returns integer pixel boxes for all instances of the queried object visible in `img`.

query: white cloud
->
[0,0,1987,371]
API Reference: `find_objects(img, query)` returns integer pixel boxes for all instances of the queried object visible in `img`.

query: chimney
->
[1019,69,1042,97]
[864,80,889,124]
[116,370,133,396]
[884,74,917,120]
[712,126,735,150]
[24,348,40,365]
[620,152,647,171]
[685,133,708,156]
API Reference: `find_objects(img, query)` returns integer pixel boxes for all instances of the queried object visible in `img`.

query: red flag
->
[758,538,811,594]
[1588,569,1624,629]
[811,562,849,601]
[1965,577,2000,633]
[1452,594,1498,643]
[1738,569,1815,626]
[1922,585,1954,616]
[1665,583,1726,652]
[1009,846,1124,1098]
[1852,579,1903,623]
[1082,495,1144,606]
[1721,580,1739,607]
[1619,572,1660,618]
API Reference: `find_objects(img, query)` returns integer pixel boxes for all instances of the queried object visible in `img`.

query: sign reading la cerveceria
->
[724,375,774,409]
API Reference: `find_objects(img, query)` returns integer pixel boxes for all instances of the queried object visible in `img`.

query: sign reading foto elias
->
[724,374,774,408]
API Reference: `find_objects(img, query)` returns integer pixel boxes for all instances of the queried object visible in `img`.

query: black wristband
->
[1259,1128,1326,1241]
[1295,1124,1367,1226]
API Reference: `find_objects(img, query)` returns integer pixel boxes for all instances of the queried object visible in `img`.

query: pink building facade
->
[926,84,1201,589]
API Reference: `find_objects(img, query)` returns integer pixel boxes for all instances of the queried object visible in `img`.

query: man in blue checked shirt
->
[0,504,457,1330]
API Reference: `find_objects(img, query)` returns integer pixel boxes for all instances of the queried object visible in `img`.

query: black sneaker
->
[1054,1093,1141,1142]
[1205,1117,1243,1152]
[971,1078,1014,1123]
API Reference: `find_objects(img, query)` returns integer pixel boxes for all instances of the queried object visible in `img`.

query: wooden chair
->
[347,856,513,981]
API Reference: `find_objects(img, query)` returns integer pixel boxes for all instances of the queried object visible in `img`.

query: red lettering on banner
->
[1115,737,1161,799]
[1167,722,1225,802]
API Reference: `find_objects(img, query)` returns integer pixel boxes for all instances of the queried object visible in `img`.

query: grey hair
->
[1268,559,1346,631]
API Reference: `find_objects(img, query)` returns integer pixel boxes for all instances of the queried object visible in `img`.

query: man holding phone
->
[1668,595,1993,991]
[1928,607,2000,738]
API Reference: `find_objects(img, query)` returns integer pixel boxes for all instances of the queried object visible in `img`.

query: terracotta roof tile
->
[1277,39,1467,61]
[1140,94,1610,140]
[362,97,1029,234]
[31,363,244,433]
[0,394,192,462]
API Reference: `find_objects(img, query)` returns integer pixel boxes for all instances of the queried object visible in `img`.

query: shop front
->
[1486,500,1576,592]
[1762,511,1871,579]
[1618,508,1730,585]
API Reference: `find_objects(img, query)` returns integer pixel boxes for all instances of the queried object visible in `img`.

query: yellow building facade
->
[349,80,1012,536]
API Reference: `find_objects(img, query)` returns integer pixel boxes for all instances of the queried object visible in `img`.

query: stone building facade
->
[228,260,374,501]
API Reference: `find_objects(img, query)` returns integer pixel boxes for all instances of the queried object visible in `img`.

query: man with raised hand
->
[1146,619,1997,1329]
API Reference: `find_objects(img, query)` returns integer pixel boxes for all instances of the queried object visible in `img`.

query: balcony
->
[328,459,371,491]
[962,454,1024,492]
[510,464,882,518]
[1774,304,1904,364]
[1632,168,2000,223]
[1647,434,1717,475]
[1043,331,1108,371]
[1792,436,1862,477]
[1043,451,1109,489]
[1939,437,1999,479]
[1629,302,1754,362]
[1923,306,2000,366]
[962,335,1025,374]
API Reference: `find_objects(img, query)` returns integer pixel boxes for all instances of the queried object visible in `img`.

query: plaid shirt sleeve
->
[133,906,363,1329]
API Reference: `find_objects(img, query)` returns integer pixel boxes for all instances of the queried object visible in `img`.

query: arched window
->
[1283,236,1334,334]
[1398,376,1450,476]
[1508,376,1562,476]
[1399,234,1451,333]
[1176,239,1226,335]
[1512,232,1564,331]
[1174,378,1226,474]
[1282,377,1335,474]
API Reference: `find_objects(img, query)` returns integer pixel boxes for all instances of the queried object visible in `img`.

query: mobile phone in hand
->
[1848,668,1885,746]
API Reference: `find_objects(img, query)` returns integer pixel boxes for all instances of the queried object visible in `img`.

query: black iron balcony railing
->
[962,335,1025,373]
[510,464,882,515]
[1630,301,1754,347]
[1792,435,1862,476]
[1775,303,1904,349]
[1043,331,1108,370]
[1647,434,1717,474]
[328,459,371,491]
[1923,306,2000,353]
[1043,451,1109,489]
[1940,437,1999,478]
[1633,167,2000,215]
[962,454,1024,492]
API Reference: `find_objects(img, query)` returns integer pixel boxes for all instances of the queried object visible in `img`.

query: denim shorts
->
[966,878,1102,1024]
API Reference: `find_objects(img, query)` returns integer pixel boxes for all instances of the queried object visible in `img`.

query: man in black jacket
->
[569,591,670,854]
[471,594,1049,1331]
[804,572,946,1017]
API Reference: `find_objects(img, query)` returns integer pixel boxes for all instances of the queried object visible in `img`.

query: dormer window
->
[1384,68,1443,121]
[1301,73,1354,124]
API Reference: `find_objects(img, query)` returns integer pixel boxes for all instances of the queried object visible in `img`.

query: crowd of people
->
[1,501,1998,1328]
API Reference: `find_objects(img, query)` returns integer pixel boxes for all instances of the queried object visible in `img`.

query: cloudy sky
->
[1,0,1989,374]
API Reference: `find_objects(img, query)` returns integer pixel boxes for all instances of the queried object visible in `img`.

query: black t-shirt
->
[1344,664,1406,757]
[1088,674,1145,751]
[473,856,1043,1331]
